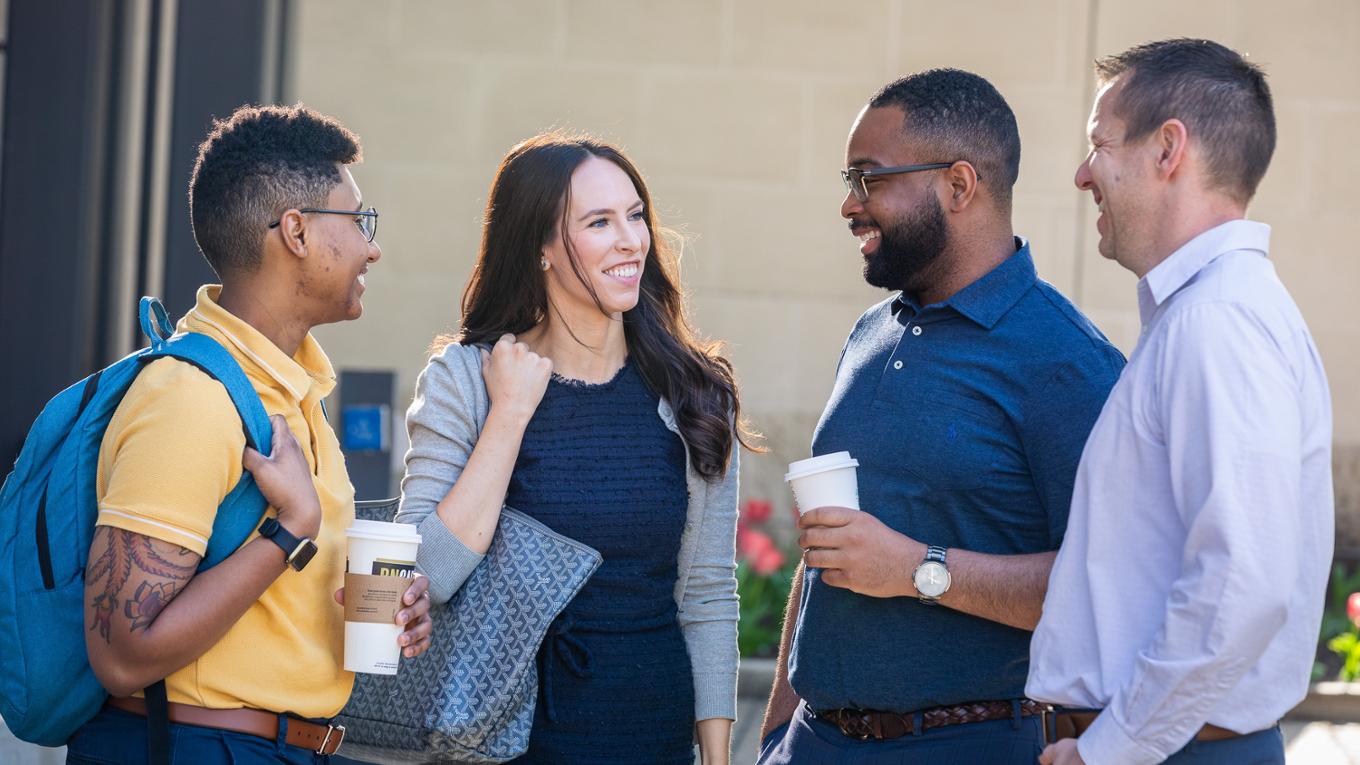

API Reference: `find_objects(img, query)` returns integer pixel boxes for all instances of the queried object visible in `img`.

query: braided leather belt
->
[816,699,1049,740]
[106,697,345,755]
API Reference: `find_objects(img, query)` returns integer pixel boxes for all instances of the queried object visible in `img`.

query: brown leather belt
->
[816,699,1048,740]
[106,696,345,755]
[1052,710,1241,743]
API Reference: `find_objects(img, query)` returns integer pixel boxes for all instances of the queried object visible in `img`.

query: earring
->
[540,257,550,271]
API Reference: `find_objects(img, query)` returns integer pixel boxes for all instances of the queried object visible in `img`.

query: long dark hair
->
[444,132,758,479]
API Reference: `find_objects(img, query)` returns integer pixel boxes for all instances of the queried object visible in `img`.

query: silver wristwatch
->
[912,545,951,604]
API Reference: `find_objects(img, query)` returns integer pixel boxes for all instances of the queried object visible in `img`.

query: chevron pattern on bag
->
[336,506,602,765]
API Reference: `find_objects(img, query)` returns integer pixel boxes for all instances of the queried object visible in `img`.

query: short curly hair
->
[868,69,1021,209]
[189,104,361,275]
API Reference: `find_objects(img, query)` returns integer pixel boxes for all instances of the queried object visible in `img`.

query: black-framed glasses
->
[268,207,379,242]
[840,162,977,203]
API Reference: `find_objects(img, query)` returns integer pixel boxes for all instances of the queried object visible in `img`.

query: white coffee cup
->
[784,451,861,513]
[344,520,421,675]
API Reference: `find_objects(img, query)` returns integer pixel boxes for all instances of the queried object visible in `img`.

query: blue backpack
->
[0,297,274,746]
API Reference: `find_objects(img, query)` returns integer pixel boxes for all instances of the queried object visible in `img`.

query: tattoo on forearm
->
[86,528,196,643]
[126,581,178,631]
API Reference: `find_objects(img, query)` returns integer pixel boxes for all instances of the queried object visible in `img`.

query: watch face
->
[289,540,319,571]
[913,560,951,598]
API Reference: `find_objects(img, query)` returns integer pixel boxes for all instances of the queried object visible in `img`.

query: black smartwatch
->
[257,517,318,572]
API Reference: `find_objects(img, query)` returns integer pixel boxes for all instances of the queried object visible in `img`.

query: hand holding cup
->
[335,574,432,659]
[343,520,423,674]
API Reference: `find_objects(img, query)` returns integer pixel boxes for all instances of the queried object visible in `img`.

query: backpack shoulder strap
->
[146,333,272,455]
[143,332,273,569]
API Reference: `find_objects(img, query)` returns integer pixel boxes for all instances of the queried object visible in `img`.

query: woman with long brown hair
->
[396,133,753,764]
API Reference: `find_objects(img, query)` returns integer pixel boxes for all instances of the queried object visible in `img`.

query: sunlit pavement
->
[1283,721,1360,764]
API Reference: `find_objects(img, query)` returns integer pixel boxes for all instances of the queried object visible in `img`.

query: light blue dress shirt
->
[1026,220,1334,764]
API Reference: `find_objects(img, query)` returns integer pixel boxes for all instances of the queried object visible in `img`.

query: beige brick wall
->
[287,0,1359,531]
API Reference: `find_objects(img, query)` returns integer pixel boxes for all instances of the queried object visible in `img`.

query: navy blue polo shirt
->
[788,239,1124,714]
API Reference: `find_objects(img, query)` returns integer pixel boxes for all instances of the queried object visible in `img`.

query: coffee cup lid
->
[346,519,422,545]
[784,451,859,482]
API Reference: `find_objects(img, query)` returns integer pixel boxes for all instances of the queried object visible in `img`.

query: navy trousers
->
[759,703,1285,765]
[1162,725,1284,764]
[66,706,331,765]
[757,701,1045,765]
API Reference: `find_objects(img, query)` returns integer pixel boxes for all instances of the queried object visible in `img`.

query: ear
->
[1153,118,1189,180]
[942,161,980,213]
[275,208,308,258]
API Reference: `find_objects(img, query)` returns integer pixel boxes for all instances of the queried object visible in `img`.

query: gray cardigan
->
[395,343,741,721]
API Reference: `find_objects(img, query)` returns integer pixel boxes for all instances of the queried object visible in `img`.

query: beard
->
[861,194,949,292]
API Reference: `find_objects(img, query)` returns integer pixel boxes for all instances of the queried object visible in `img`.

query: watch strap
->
[258,517,314,571]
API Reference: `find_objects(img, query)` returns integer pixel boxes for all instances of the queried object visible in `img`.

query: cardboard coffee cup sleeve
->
[344,573,406,624]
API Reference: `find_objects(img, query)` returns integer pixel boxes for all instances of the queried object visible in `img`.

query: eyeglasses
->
[268,207,379,242]
[840,162,977,203]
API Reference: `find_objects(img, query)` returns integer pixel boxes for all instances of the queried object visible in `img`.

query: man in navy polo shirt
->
[757,69,1125,764]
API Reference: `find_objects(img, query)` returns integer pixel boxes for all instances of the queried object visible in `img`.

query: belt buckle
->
[844,712,875,741]
[318,723,345,755]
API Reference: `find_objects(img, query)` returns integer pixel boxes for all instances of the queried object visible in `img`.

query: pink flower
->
[737,521,788,576]
[739,522,772,560]
[1347,593,1360,628]
[751,543,786,576]
[742,498,773,524]
[736,525,765,559]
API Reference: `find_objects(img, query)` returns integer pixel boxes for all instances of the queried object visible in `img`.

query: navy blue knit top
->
[504,359,696,764]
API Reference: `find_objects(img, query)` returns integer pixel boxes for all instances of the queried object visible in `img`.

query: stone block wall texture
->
[286,0,1359,543]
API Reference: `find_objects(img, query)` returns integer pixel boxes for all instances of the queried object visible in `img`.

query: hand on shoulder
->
[479,334,552,424]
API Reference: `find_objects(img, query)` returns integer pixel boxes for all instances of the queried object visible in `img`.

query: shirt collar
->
[892,237,1037,329]
[176,285,336,404]
[1137,219,1271,325]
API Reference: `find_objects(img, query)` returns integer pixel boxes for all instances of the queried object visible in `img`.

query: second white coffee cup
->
[344,520,421,675]
[785,451,861,513]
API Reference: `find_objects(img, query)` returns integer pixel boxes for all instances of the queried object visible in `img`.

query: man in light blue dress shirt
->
[1027,39,1334,765]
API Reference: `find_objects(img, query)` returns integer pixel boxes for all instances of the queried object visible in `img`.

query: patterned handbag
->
[336,499,602,764]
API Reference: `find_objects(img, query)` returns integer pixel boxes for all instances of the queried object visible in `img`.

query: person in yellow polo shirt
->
[64,104,433,765]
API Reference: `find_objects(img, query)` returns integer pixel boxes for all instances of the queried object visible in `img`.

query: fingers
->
[819,568,849,590]
[798,526,835,550]
[241,445,264,473]
[396,598,430,627]
[267,413,289,454]
[798,506,857,529]
[403,627,433,658]
[243,414,290,472]
[802,548,843,570]
[398,591,435,659]
[403,574,430,605]
[334,587,345,605]
[1038,744,1056,765]
[396,576,432,627]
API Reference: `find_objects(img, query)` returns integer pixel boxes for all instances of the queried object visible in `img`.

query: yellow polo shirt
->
[95,285,355,717]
